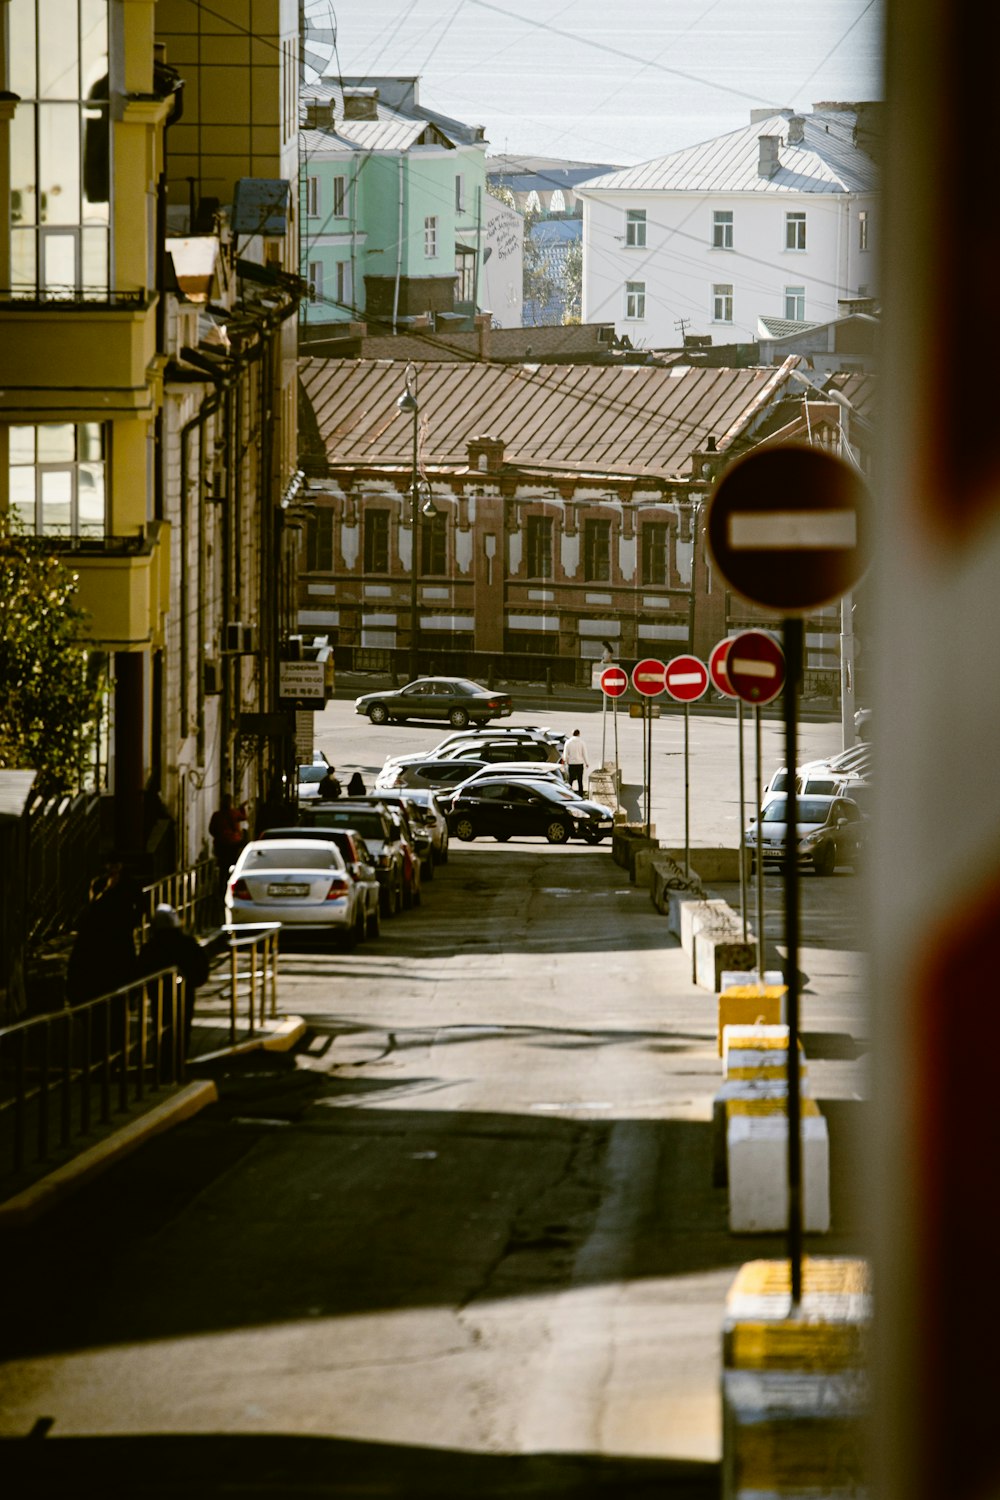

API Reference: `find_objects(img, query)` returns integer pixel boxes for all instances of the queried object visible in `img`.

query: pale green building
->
[299,78,488,337]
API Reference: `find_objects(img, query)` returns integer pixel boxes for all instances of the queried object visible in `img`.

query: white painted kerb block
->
[727,1112,831,1233]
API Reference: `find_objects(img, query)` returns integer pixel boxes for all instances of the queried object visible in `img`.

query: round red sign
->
[663,654,709,703]
[726,630,786,705]
[631,658,668,697]
[708,638,736,698]
[600,665,628,698]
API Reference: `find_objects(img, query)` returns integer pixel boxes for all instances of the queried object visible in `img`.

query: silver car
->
[225,838,362,946]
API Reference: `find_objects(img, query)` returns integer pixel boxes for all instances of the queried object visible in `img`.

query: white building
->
[482,196,524,328]
[578,105,879,349]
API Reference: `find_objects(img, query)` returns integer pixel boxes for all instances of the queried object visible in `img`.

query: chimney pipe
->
[787,115,805,146]
[758,134,781,178]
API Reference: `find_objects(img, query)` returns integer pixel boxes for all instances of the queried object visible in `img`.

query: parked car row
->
[225,786,452,945]
[747,740,874,877]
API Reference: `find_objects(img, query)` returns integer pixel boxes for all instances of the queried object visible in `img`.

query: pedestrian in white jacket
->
[563,729,588,792]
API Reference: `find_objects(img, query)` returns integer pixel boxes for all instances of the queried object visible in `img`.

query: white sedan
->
[225,838,362,946]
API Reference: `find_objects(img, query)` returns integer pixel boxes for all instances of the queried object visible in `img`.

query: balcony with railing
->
[0,289,159,415]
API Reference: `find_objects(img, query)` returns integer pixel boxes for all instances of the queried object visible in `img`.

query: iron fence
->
[0,968,186,1181]
[139,858,216,943]
[221,925,281,1047]
[26,792,103,947]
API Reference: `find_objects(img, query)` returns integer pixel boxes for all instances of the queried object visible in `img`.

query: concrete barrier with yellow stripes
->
[722,1257,871,1498]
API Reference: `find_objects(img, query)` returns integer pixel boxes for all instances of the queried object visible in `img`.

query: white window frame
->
[424,216,438,258]
[712,210,733,250]
[858,209,869,252]
[625,209,646,248]
[306,175,320,217]
[332,176,346,218]
[712,283,733,323]
[455,173,465,213]
[625,280,646,319]
[9,422,108,538]
[336,260,353,307]
[785,211,807,251]
[784,285,805,320]
[308,260,323,301]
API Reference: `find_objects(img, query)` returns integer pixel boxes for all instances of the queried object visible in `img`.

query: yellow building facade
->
[1,0,302,872]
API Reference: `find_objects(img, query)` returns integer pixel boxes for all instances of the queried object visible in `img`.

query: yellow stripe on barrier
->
[727,1096,821,1118]
[728,1257,870,1299]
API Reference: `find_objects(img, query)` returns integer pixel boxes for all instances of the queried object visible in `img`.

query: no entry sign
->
[708,637,736,698]
[600,665,628,698]
[706,444,872,612]
[664,654,709,703]
[631,658,668,696]
[726,630,786,705]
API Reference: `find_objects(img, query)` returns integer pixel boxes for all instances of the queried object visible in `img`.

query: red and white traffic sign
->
[726,629,786,705]
[708,637,736,698]
[599,665,628,698]
[664,654,709,703]
[631,658,668,696]
[706,445,872,613]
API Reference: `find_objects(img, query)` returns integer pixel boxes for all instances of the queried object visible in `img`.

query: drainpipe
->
[471,182,482,319]
[393,154,404,335]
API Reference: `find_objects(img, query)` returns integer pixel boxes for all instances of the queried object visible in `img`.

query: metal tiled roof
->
[759,316,822,338]
[300,119,428,154]
[578,109,878,197]
[299,358,798,481]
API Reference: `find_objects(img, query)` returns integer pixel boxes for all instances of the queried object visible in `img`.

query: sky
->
[302,0,884,165]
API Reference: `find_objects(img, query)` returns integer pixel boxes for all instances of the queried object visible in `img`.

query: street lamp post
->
[397,364,438,683]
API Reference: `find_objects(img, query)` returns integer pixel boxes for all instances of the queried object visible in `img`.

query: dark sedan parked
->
[355,676,513,728]
[447,778,614,845]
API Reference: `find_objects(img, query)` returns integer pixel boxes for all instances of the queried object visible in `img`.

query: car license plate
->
[267,882,309,897]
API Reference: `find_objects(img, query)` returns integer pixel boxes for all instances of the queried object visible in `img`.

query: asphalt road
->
[0,702,868,1497]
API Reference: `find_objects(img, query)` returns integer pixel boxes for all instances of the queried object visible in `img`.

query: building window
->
[785,211,807,250]
[308,260,323,300]
[332,176,346,217]
[584,519,611,582]
[455,246,476,302]
[306,176,320,217]
[8,0,111,298]
[625,209,646,247]
[858,209,869,251]
[712,210,733,249]
[455,174,465,212]
[424,216,438,258]
[625,281,645,319]
[784,285,805,320]
[420,512,447,575]
[335,260,353,307]
[363,509,390,572]
[641,522,668,586]
[713,283,733,322]
[526,515,553,578]
[9,422,107,537]
[306,508,334,571]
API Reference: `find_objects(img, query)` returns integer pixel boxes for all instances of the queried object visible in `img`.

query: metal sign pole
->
[684,701,691,874]
[644,699,651,836]
[754,705,765,983]
[782,618,804,1307]
[601,686,608,765]
[738,698,748,942]
[613,693,619,794]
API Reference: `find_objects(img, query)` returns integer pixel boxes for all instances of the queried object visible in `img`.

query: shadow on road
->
[1,1431,720,1498]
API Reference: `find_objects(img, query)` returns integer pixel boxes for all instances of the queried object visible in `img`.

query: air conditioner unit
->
[203,659,222,695]
[224,622,257,654]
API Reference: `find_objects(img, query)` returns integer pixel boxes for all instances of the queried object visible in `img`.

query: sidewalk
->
[0,944,305,1228]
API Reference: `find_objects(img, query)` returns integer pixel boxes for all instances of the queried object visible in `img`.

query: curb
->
[192,1015,307,1064]
[0,1080,219,1231]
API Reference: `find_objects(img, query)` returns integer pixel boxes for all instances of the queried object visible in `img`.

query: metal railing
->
[220,925,281,1047]
[139,858,216,943]
[0,968,186,1181]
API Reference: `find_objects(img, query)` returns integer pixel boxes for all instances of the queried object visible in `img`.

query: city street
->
[0,707,868,1496]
